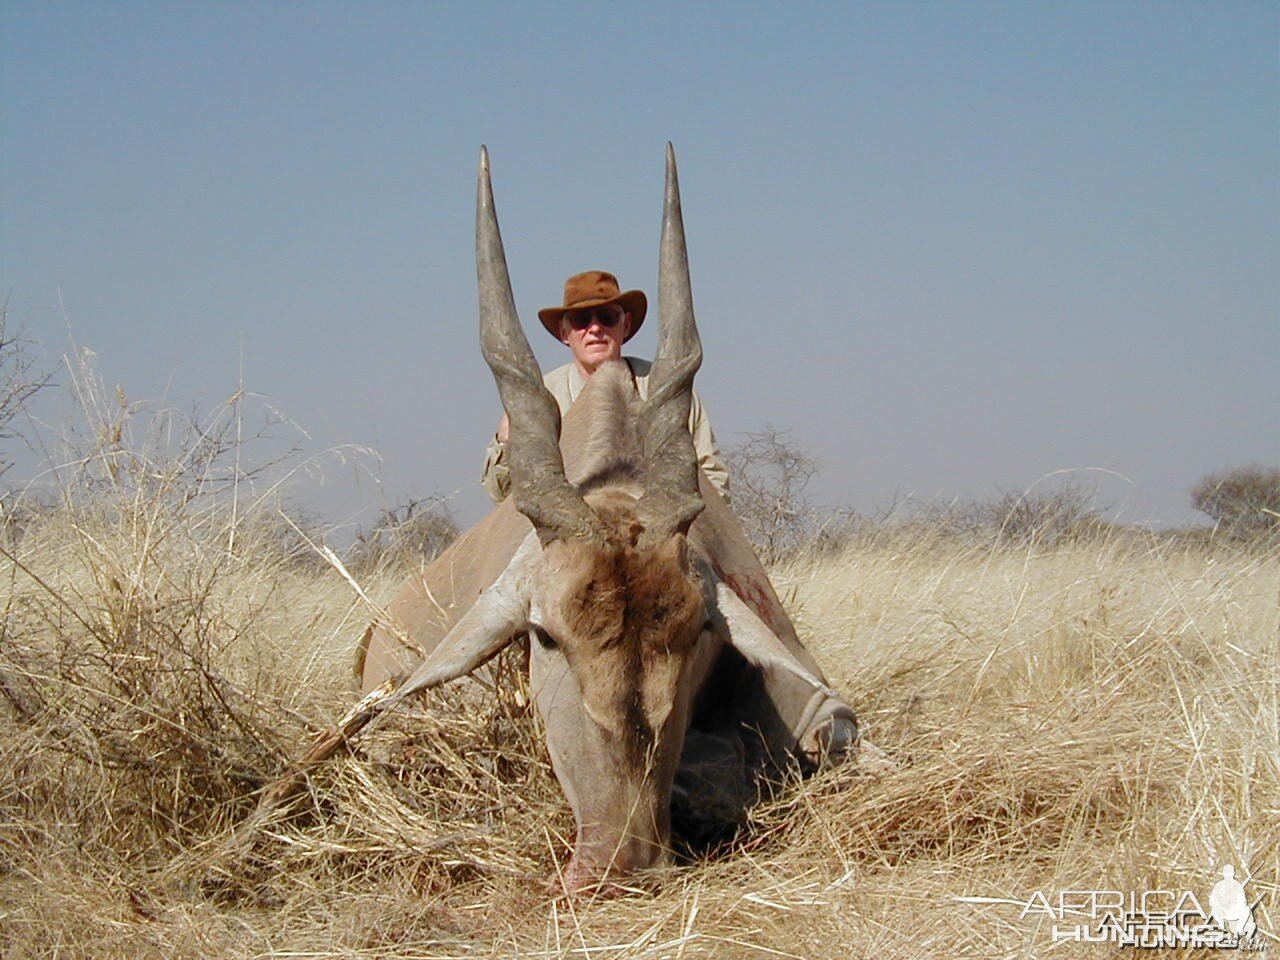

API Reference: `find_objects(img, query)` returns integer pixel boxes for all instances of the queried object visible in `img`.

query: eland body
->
[356,146,857,892]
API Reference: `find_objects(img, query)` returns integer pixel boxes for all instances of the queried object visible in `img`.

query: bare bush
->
[0,309,51,491]
[347,495,459,573]
[1191,464,1280,544]
[785,483,1111,559]
[911,482,1107,548]
[724,426,1109,559]
[724,425,822,562]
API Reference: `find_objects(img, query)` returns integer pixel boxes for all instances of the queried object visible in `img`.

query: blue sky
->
[3,2,1277,531]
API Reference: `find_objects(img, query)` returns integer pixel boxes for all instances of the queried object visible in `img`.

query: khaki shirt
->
[481,357,730,504]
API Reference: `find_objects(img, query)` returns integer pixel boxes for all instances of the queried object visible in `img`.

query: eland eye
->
[533,627,559,651]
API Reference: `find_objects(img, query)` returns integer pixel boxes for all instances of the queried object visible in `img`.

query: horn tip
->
[479,145,490,172]
[664,143,680,203]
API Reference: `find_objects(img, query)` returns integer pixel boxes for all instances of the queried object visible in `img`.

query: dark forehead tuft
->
[561,524,702,643]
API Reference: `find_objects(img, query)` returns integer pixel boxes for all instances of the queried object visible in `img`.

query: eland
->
[356,145,858,893]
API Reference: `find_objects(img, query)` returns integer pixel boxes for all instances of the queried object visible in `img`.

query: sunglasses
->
[565,305,625,331]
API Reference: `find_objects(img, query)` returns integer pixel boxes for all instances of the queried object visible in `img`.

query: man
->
[481,270,730,503]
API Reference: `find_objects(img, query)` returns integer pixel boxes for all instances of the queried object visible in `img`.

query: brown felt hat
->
[537,270,647,342]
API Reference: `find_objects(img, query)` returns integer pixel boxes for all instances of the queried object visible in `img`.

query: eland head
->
[369,145,849,893]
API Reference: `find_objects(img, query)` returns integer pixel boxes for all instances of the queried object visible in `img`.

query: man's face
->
[560,304,631,374]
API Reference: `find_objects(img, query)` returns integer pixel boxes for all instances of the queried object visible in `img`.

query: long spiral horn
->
[638,143,706,541]
[476,146,601,544]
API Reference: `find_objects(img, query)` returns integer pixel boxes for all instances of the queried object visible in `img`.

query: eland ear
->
[380,532,538,710]
[707,580,839,700]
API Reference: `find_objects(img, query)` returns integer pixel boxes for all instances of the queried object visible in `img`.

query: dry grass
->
[1,365,1276,957]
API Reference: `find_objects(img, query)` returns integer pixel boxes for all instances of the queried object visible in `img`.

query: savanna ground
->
[0,353,1276,958]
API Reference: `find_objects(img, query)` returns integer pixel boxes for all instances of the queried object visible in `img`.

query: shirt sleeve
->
[480,433,511,503]
[689,389,731,502]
